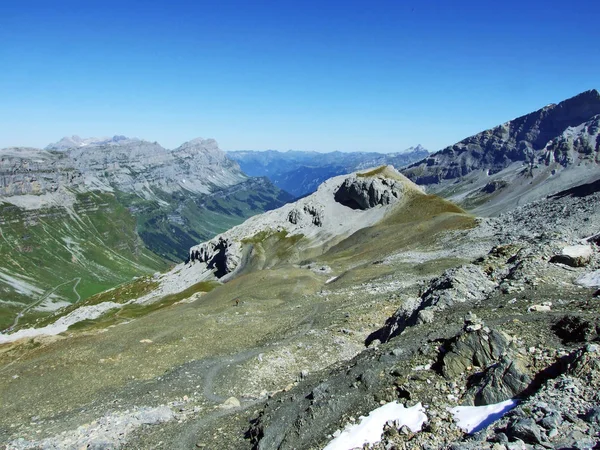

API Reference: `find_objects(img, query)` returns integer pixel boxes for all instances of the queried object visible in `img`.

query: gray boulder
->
[466,357,532,406]
[442,329,510,379]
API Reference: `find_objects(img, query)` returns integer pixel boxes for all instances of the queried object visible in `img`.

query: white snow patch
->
[448,399,518,434]
[0,269,44,297]
[323,402,427,450]
[577,270,600,288]
[0,302,122,344]
[326,276,338,284]
[562,244,593,259]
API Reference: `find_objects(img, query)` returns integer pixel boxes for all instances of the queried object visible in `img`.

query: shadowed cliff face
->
[402,89,600,185]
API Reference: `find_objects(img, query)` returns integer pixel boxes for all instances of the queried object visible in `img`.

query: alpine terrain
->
[0,90,599,450]
[402,89,600,215]
[0,137,291,330]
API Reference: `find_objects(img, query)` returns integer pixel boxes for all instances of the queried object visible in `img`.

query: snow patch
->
[323,402,427,450]
[326,276,338,284]
[562,244,593,259]
[0,301,122,344]
[0,270,44,297]
[448,399,518,434]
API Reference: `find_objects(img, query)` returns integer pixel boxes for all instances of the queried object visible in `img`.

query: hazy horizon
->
[1,0,598,152]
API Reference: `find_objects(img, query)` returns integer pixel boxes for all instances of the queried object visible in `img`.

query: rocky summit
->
[1,92,600,450]
[402,89,600,215]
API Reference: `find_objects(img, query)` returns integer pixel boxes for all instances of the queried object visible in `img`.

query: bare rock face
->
[467,356,532,406]
[1,137,246,201]
[0,148,84,196]
[334,176,401,210]
[442,328,510,379]
[402,89,600,185]
[287,203,324,227]
[189,237,241,278]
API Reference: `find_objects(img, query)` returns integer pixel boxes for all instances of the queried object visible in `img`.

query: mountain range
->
[227,145,429,197]
[402,89,600,214]
[0,138,291,330]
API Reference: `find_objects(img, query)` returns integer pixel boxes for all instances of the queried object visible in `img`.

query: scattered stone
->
[220,397,241,409]
[539,411,563,430]
[527,302,552,312]
[464,312,484,332]
[583,407,600,425]
[506,418,544,445]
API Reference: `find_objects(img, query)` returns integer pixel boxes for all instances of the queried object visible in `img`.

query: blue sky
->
[1,0,598,152]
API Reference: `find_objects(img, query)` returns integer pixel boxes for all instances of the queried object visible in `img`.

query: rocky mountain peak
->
[175,137,223,157]
[1,136,247,202]
[45,135,141,151]
[174,138,242,173]
[401,89,600,213]
[181,166,419,280]
[399,144,427,154]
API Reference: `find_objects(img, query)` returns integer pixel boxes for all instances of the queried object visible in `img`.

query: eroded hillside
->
[1,165,599,450]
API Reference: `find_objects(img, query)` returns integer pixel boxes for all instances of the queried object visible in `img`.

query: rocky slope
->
[1,121,599,449]
[147,166,422,298]
[402,89,600,215]
[248,175,600,450]
[0,137,291,329]
[228,146,429,197]
[2,161,599,449]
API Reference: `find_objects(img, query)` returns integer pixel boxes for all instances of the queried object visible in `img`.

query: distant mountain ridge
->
[45,135,141,150]
[227,146,428,197]
[402,89,600,214]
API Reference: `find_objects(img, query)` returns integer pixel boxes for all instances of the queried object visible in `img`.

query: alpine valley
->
[0,137,292,330]
[1,90,600,450]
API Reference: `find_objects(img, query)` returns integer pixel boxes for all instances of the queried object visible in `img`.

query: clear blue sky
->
[1,0,598,152]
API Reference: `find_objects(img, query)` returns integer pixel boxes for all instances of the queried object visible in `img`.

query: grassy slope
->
[0,189,477,442]
[0,191,166,330]
[0,179,292,330]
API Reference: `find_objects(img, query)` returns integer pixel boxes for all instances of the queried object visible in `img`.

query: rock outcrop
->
[177,166,418,281]
[334,176,402,210]
[189,237,241,279]
[550,244,593,267]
